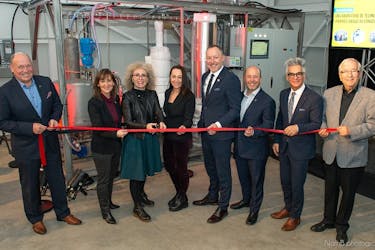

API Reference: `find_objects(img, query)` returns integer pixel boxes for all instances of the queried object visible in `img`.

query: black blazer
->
[198,67,242,140]
[163,88,195,142]
[88,95,122,154]
[0,76,62,160]
[236,89,276,160]
[274,86,323,160]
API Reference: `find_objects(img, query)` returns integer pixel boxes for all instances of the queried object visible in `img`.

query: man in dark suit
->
[231,66,275,225]
[0,52,82,235]
[271,57,323,231]
[193,45,242,223]
[311,58,375,244]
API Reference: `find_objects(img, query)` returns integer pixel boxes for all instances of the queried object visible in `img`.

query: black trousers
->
[92,151,120,215]
[323,159,364,232]
[17,156,70,224]
[130,179,146,206]
[163,138,191,195]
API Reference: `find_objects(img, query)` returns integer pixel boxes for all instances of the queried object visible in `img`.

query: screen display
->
[250,40,269,59]
[331,0,375,48]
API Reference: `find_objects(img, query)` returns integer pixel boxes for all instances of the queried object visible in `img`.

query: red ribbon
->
[38,134,47,168]
[52,126,337,135]
[38,126,337,168]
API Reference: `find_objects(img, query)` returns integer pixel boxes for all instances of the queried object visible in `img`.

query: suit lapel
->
[331,87,342,126]
[12,79,41,118]
[244,90,262,119]
[36,81,47,118]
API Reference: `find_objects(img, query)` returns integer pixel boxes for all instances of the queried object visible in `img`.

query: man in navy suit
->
[0,52,82,235]
[193,45,242,223]
[231,66,275,225]
[271,57,323,231]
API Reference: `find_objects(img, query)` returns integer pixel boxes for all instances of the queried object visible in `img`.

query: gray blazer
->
[321,85,375,168]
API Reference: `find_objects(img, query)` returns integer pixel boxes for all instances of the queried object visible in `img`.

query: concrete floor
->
[0,143,374,250]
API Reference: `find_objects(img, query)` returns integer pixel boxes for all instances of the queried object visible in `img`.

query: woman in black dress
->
[88,69,128,224]
[163,65,195,211]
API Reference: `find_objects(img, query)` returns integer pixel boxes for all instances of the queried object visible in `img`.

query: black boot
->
[133,205,151,222]
[141,192,155,207]
[102,212,117,224]
[168,193,178,208]
[169,193,188,212]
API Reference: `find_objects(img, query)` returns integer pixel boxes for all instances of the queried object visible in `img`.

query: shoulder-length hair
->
[167,65,191,96]
[124,62,156,91]
[93,68,120,99]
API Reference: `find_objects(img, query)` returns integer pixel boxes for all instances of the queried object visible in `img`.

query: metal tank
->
[64,32,80,80]
[191,13,217,98]
[54,81,93,126]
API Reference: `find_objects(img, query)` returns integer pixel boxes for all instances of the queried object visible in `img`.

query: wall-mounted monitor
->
[249,39,269,59]
[331,0,375,49]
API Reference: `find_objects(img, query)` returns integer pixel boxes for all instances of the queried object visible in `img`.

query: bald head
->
[244,66,262,94]
[9,52,34,85]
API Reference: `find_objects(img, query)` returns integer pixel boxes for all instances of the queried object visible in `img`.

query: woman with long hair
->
[88,69,128,224]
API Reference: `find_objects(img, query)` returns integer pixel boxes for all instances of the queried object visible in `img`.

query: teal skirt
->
[120,133,162,181]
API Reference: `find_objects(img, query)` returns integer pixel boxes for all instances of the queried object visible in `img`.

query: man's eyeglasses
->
[133,73,148,78]
[287,72,304,78]
[339,70,359,75]
[17,64,32,70]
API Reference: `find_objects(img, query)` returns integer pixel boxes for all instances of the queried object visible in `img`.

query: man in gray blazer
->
[310,58,375,244]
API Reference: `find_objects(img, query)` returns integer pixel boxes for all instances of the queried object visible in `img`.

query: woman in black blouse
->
[163,65,195,211]
[88,69,128,224]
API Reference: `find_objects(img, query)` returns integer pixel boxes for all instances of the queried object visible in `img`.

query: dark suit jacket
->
[198,67,242,140]
[236,89,276,160]
[0,76,62,160]
[163,88,195,142]
[274,86,323,160]
[88,95,122,154]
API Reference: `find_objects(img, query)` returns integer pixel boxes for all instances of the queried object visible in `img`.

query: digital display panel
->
[250,40,269,59]
[331,0,375,48]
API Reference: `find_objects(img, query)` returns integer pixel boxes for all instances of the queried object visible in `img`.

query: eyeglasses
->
[17,64,32,70]
[287,72,304,78]
[339,70,359,75]
[132,73,148,78]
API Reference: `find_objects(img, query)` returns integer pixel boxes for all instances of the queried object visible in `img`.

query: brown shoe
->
[271,208,289,219]
[57,214,82,225]
[281,218,301,231]
[32,221,47,235]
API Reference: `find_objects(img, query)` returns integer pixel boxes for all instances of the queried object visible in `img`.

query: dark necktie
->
[206,74,215,96]
[288,91,296,122]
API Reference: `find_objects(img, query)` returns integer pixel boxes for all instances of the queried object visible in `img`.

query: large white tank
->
[146,21,171,106]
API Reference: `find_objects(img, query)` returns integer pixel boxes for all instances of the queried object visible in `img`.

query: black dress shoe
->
[230,200,249,210]
[110,202,120,210]
[310,221,335,232]
[336,231,348,244]
[246,212,258,225]
[169,193,188,212]
[188,169,194,178]
[193,195,218,206]
[133,206,151,222]
[168,193,178,207]
[141,193,155,207]
[207,208,228,223]
[102,212,117,224]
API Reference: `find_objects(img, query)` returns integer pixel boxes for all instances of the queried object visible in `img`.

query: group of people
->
[89,62,196,224]
[0,48,374,245]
